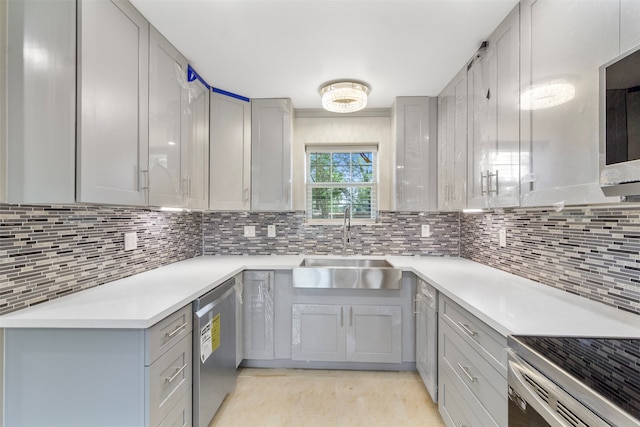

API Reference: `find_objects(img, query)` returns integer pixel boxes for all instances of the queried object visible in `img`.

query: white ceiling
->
[130,0,519,110]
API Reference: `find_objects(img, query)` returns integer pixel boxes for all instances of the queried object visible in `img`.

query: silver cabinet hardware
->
[165,363,187,383]
[457,362,477,383]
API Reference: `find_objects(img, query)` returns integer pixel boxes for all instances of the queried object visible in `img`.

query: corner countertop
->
[1,255,638,339]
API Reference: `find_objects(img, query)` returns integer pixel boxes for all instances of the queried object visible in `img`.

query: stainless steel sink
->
[292,258,402,290]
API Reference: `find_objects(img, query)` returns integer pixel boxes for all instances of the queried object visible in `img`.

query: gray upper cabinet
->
[5,0,75,204]
[148,26,188,208]
[210,92,251,211]
[183,76,210,210]
[467,5,520,209]
[621,0,640,54]
[77,0,149,206]
[251,98,293,211]
[392,97,438,212]
[519,0,620,207]
[438,67,468,211]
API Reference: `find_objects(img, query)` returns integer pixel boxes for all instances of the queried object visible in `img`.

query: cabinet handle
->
[493,170,499,195]
[350,306,353,327]
[188,176,192,198]
[165,363,188,383]
[244,188,250,203]
[413,297,418,317]
[340,307,344,327]
[480,171,488,195]
[457,321,477,337]
[139,169,149,191]
[166,322,188,339]
[457,362,477,383]
[455,420,468,427]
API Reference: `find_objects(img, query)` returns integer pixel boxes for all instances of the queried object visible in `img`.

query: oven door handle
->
[508,351,608,427]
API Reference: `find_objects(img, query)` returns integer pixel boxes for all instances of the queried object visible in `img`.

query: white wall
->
[293,115,392,211]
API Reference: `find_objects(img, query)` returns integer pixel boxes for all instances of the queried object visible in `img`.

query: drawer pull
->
[457,363,476,383]
[166,322,188,339]
[457,322,477,337]
[165,363,188,383]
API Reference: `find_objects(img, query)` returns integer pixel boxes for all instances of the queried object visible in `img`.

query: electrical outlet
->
[124,232,137,251]
[244,226,256,237]
[421,224,431,238]
[499,228,507,247]
[267,225,276,237]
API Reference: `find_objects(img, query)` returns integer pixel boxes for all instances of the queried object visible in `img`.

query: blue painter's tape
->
[212,87,250,103]
[187,65,211,90]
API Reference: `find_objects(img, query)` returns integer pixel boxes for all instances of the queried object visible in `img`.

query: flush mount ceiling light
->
[521,80,576,110]
[320,81,370,113]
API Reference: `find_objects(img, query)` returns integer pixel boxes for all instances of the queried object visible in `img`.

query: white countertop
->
[1,255,639,338]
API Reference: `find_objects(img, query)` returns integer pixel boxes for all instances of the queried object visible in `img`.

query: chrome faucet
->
[342,206,351,256]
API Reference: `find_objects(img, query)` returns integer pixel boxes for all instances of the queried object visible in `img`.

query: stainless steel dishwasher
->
[193,277,237,427]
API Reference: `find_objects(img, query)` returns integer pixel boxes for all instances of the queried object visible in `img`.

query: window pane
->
[351,187,372,218]
[307,149,376,220]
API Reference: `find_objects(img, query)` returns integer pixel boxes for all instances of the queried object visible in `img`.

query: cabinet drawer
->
[439,295,507,376]
[146,305,192,365]
[439,360,499,427]
[158,388,192,427]
[441,321,507,426]
[417,278,438,311]
[148,333,193,427]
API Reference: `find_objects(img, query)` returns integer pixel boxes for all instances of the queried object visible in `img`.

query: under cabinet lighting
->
[462,209,484,214]
[160,207,184,212]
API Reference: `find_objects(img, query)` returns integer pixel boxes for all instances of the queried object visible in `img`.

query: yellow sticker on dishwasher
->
[211,313,221,353]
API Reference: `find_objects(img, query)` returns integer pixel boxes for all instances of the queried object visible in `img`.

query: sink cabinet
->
[4,305,193,427]
[291,303,402,364]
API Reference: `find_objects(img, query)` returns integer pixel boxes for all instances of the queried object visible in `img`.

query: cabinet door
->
[243,271,275,360]
[251,98,292,211]
[347,305,402,364]
[210,92,251,210]
[77,0,149,206]
[468,5,520,209]
[183,77,210,210]
[234,278,244,368]
[438,68,468,211]
[621,0,640,54]
[292,304,346,362]
[148,26,187,208]
[394,97,438,211]
[520,0,620,206]
[6,0,75,204]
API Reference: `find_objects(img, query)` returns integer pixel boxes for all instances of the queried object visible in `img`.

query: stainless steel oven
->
[508,336,640,427]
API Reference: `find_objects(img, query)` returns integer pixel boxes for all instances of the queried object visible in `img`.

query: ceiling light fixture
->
[320,81,370,113]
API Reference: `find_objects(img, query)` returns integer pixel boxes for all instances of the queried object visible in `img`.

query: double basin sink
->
[292,258,402,290]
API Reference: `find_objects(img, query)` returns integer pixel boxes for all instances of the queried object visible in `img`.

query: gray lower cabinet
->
[438,295,507,427]
[4,305,193,427]
[243,271,275,360]
[291,303,402,364]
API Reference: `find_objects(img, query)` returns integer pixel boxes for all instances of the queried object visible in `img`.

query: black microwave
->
[600,44,640,197]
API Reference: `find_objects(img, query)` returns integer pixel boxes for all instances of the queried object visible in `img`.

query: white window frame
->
[305,144,378,224]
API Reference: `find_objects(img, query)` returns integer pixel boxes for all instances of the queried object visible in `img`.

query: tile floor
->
[209,368,446,427]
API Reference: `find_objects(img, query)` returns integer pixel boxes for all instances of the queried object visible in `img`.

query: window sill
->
[305,218,378,226]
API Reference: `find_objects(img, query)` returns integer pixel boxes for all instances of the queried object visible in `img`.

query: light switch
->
[499,229,507,247]
[124,232,137,251]
[244,226,256,237]
[267,225,276,237]
[421,224,431,238]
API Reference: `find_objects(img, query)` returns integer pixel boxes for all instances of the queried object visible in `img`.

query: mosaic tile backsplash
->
[202,211,461,256]
[461,206,640,315]
[0,204,202,315]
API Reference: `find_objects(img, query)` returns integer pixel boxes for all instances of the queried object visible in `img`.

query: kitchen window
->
[305,145,378,222]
